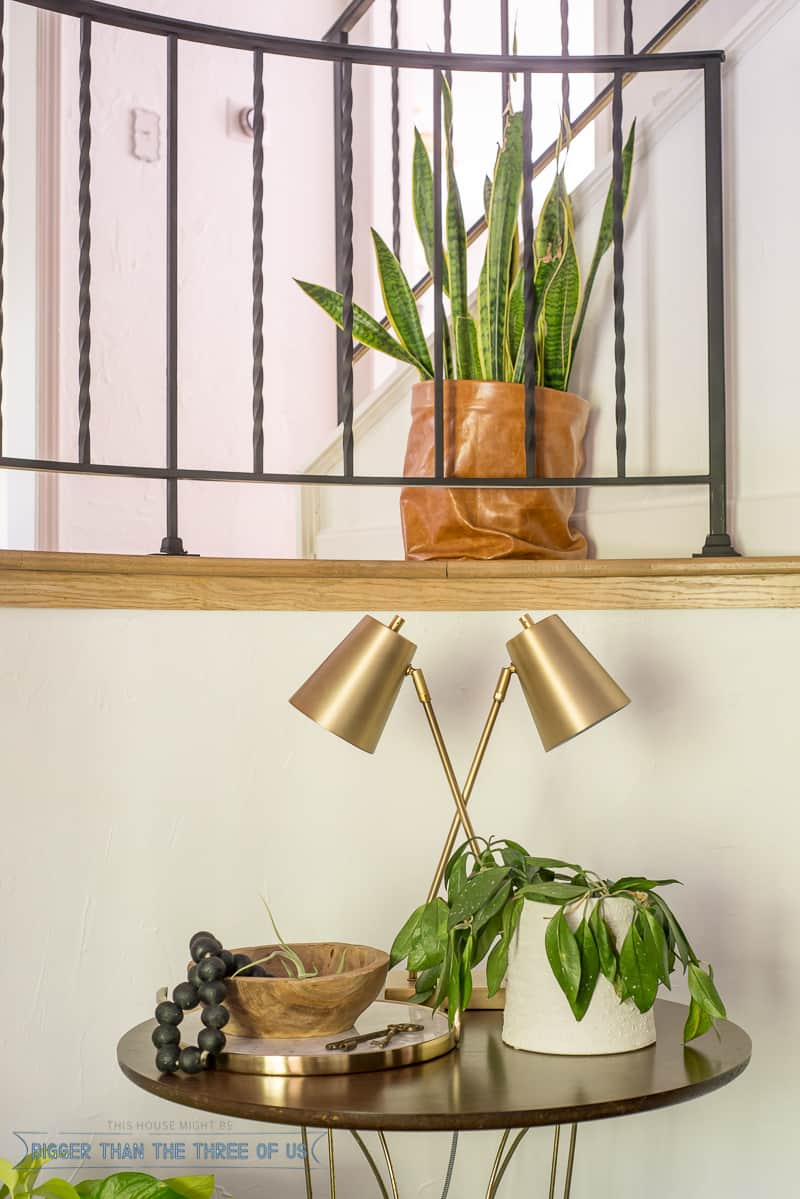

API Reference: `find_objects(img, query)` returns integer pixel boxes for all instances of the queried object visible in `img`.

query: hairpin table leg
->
[377,1132,400,1199]
[563,1125,578,1199]
[327,1129,336,1199]
[349,1131,391,1199]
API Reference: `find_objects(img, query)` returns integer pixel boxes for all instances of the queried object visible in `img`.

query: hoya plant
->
[0,1156,215,1199]
[390,838,727,1043]
[297,80,635,392]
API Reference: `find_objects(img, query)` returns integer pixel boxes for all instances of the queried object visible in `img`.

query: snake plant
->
[297,79,635,392]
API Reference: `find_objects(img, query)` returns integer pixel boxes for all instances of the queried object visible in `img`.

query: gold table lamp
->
[290,611,630,1005]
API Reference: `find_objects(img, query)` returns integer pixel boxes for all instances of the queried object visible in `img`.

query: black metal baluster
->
[499,0,510,115]
[560,0,570,126]
[611,70,627,478]
[78,16,92,464]
[251,48,265,475]
[623,0,634,55]
[522,72,536,477]
[160,33,186,554]
[339,55,355,477]
[390,0,400,259]
[332,31,346,426]
[432,70,444,480]
[698,58,738,556]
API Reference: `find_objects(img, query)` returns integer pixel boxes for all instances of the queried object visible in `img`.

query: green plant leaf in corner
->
[371,228,434,377]
[94,1174,167,1199]
[33,1182,81,1199]
[75,1186,102,1199]
[544,908,581,1007]
[0,1164,19,1199]
[295,280,429,377]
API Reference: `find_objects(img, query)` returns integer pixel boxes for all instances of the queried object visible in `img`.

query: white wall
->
[0,605,794,1196]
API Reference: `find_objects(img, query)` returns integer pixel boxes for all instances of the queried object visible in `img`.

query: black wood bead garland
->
[151,931,261,1074]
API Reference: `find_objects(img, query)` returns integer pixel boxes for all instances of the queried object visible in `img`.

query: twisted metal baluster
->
[611,71,627,477]
[251,48,264,475]
[390,0,400,259]
[521,72,536,477]
[78,16,92,464]
[560,0,570,126]
[339,58,354,477]
[623,0,634,54]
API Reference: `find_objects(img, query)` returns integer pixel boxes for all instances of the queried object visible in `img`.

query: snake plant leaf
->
[442,78,468,331]
[412,127,450,297]
[539,208,581,391]
[371,228,434,377]
[483,174,492,222]
[573,917,600,1020]
[508,265,549,384]
[454,315,482,380]
[478,111,523,379]
[295,279,429,377]
[545,907,581,1006]
[683,995,714,1043]
[570,120,636,378]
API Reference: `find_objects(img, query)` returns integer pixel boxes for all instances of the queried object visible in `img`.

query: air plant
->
[297,78,635,392]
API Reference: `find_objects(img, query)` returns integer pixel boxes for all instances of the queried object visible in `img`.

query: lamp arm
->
[406,666,482,858]
[424,665,515,904]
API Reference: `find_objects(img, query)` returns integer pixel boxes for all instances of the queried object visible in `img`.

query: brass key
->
[326,1022,424,1052]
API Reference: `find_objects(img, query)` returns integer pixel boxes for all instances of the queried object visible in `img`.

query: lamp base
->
[384,971,505,1010]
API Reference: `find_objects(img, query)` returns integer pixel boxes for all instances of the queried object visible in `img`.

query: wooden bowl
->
[223,943,389,1038]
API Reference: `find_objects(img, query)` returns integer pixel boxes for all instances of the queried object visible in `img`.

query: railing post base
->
[695,533,740,558]
[159,535,188,556]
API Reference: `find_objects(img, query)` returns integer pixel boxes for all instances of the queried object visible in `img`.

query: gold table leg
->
[327,1129,335,1199]
[377,1131,400,1199]
[300,1127,313,1198]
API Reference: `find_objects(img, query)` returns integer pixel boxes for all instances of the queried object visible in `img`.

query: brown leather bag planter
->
[400,380,590,560]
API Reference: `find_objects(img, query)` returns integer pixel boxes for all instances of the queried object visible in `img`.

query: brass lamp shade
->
[507,614,630,751]
[289,615,417,753]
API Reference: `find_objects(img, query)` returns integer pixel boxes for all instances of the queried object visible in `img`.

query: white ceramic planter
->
[503,896,656,1055]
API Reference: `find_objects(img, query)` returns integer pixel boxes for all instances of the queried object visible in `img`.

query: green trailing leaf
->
[454,315,482,381]
[641,906,671,988]
[683,996,714,1043]
[371,229,434,376]
[473,911,504,966]
[539,210,581,391]
[472,880,511,938]
[412,965,441,1004]
[570,120,636,377]
[447,853,469,901]
[649,892,696,972]
[517,881,588,904]
[390,902,426,967]
[447,866,510,927]
[460,932,474,1010]
[619,918,659,1014]
[589,901,617,983]
[295,279,429,377]
[545,908,581,1007]
[448,935,463,1021]
[408,897,449,972]
[477,112,523,379]
[687,962,726,1021]
[431,931,454,1012]
[502,893,524,946]
[412,128,450,296]
[573,917,600,1021]
[610,877,680,893]
[486,933,509,997]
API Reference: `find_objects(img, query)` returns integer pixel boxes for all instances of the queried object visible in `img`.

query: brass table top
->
[117,999,751,1132]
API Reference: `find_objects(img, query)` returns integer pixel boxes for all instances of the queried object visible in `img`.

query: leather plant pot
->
[400,380,590,560]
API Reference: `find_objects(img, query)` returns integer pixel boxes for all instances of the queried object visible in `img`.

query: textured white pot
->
[503,897,657,1055]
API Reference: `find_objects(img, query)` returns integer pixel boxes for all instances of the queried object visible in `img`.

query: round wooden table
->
[118,1000,751,1198]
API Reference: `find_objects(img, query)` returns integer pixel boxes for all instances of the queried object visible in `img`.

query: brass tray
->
[181,1000,456,1077]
